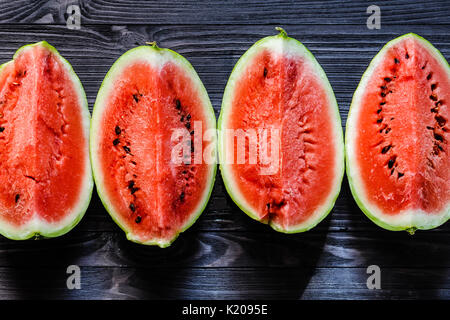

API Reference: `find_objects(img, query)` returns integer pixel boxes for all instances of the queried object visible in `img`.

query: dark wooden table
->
[0,0,449,300]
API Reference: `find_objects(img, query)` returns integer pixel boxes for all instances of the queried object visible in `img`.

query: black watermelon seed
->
[263,68,268,78]
[115,126,121,135]
[186,114,191,121]
[394,58,399,64]
[186,122,191,130]
[128,180,135,189]
[377,109,382,114]
[175,99,181,110]
[385,128,391,134]
[190,130,194,135]
[431,108,438,113]
[430,94,438,101]
[384,77,392,82]
[131,160,137,165]
[0,127,4,132]
[133,94,139,102]
[388,158,395,169]
[434,133,444,142]
[113,138,120,146]
[129,203,136,212]
[380,86,387,90]
[435,115,446,127]
[426,126,434,130]
[427,73,432,80]
[123,146,131,153]
[180,192,185,201]
[180,115,184,122]
[377,118,383,123]
[15,194,19,203]
[131,187,139,194]
[182,170,187,174]
[431,83,437,90]
[381,92,386,97]
[381,145,391,154]
[135,216,142,223]
[390,168,395,175]
[435,101,442,107]
[380,102,386,105]
[405,53,409,59]
[437,144,444,151]
[398,172,404,178]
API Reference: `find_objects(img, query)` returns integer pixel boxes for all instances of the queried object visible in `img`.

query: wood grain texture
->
[1,267,449,300]
[1,0,450,25]
[0,1,449,300]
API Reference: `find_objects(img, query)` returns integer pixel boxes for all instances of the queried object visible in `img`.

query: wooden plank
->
[1,0,450,25]
[0,267,448,300]
[0,7,448,300]
[1,229,449,268]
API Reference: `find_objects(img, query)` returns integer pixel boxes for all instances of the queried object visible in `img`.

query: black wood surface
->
[0,0,449,300]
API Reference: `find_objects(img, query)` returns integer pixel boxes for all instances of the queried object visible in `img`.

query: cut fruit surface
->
[218,29,344,233]
[346,33,450,232]
[91,44,216,247]
[0,42,92,239]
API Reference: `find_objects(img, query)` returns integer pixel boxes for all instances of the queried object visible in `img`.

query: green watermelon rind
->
[218,29,345,233]
[346,33,450,232]
[90,44,216,248]
[0,41,93,240]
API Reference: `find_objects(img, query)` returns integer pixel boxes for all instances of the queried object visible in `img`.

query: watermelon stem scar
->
[218,28,345,233]
[145,41,158,48]
[275,27,288,38]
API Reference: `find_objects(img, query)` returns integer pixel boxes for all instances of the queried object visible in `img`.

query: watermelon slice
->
[0,42,93,240]
[346,33,450,232]
[91,43,216,247]
[218,28,345,233]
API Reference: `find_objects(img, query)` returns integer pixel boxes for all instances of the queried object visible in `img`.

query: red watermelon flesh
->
[347,34,450,231]
[229,51,337,227]
[91,45,216,246]
[219,30,344,233]
[0,42,92,239]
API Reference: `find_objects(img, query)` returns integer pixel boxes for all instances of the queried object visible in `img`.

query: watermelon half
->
[346,33,450,232]
[0,42,93,240]
[218,28,345,233]
[91,43,216,247]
